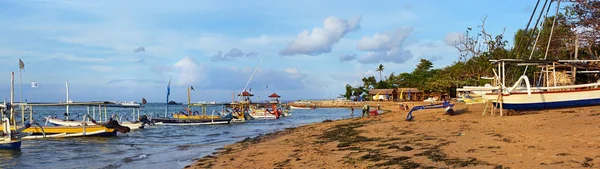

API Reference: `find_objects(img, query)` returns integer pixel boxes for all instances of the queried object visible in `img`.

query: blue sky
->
[0,0,541,102]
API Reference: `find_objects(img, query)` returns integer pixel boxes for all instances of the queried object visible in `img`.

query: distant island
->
[167,101,182,105]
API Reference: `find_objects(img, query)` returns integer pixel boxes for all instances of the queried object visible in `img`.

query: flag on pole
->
[19,59,24,69]
[166,80,171,103]
[190,86,195,90]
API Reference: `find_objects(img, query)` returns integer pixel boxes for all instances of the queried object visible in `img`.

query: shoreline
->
[188,102,600,168]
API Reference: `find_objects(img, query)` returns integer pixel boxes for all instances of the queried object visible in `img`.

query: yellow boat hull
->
[12,126,117,136]
[173,114,222,119]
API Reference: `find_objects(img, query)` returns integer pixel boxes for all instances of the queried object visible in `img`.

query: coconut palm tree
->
[376,64,384,82]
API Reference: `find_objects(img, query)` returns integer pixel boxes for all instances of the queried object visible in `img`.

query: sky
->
[0,0,544,103]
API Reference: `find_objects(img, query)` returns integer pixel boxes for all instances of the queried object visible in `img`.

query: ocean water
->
[0,103,353,169]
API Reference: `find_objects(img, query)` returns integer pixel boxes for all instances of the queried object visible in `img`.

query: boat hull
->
[493,89,600,110]
[289,106,314,110]
[14,126,118,138]
[47,118,144,130]
[152,117,231,125]
[0,140,21,150]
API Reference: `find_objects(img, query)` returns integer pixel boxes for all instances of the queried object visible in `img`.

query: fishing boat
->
[15,102,131,139]
[468,1,600,111]
[406,101,455,121]
[105,101,142,108]
[152,86,232,125]
[486,59,600,110]
[46,102,152,130]
[248,93,290,119]
[1,118,24,149]
[152,103,232,125]
[290,105,316,110]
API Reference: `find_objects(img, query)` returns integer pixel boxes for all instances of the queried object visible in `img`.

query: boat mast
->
[66,81,70,120]
[19,60,24,125]
[10,72,14,125]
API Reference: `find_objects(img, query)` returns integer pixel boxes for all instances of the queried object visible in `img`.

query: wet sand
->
[189,102,600,168]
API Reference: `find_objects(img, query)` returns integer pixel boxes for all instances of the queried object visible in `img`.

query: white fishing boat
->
[487,59,600,110]
[290,105,315,110]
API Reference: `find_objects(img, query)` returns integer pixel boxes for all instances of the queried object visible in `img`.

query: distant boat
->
[106,101,142,108]
[290,105,315,110]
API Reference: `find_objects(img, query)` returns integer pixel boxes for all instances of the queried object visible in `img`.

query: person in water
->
[350,106,354,117]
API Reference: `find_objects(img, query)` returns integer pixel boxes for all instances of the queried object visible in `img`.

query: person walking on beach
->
[377,103,380,110]
[362,104,369,118]
[350,106,354,117]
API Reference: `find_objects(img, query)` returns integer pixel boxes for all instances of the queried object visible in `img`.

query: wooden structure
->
[367,88,424,101]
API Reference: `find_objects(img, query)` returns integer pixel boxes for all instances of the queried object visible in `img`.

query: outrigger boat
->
[486,59,600,110]
[152,86,232,125]
[289,105,316,110]
[15,102,131,139]
[43,82,150,130]
[9,81,130,139]
[45,104,152,130]
[247,93,290,119]
[405,101,455,121]
[2,101,31,149]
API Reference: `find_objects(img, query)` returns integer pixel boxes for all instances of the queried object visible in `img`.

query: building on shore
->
[368,88,448,101]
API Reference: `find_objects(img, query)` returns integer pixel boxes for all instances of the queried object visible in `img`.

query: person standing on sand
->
[362,104,369,118]
[377,103,380,110]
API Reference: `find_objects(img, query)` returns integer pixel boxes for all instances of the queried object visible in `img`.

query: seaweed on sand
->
[318,121,373,148]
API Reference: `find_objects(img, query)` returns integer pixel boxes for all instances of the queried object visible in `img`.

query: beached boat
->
[483,59,600,110]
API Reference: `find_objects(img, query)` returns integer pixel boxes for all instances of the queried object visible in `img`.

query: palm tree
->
[376,64,384,82]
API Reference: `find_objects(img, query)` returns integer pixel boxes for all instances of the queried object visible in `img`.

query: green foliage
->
[376,64,385,82]
[346,11,593,96]
[344,84,352,99]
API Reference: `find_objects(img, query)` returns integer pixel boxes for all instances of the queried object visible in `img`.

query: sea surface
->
[0,103,353,169]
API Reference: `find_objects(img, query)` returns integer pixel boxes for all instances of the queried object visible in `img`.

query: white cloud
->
[174,57,204,85]
[356,27,414,64]
[444,32,463,46]
[280,16,361,56]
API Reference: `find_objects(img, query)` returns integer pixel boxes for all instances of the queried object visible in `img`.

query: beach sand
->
[189,102,600,168]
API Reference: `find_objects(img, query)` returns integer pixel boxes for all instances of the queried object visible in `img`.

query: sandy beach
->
[189,102,600,169]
